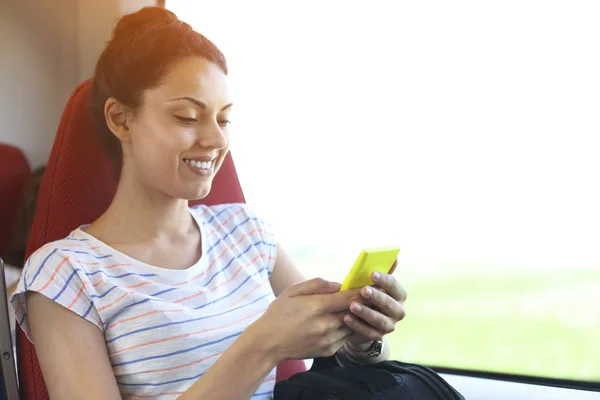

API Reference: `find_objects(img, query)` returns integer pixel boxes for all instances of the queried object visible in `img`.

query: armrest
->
[0,258,19,400]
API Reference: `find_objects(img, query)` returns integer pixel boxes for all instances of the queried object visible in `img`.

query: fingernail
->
[345,315,354,324]
[372,272,381,281]
[351,303,362,312]
[364,287,373,297]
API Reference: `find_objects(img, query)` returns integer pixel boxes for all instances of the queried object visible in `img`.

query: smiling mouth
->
[183,158,215,176]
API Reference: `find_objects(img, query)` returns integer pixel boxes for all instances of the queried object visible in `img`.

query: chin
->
[179,183,212,202]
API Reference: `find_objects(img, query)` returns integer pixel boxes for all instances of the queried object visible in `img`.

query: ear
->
[104,97,133,142]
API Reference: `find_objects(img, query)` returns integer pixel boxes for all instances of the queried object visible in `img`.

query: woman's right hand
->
[247,278,362,363]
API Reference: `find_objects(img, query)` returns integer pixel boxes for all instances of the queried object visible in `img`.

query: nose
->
[196,120,228,150]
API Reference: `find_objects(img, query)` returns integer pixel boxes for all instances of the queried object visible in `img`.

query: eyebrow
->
[169,97,233,111]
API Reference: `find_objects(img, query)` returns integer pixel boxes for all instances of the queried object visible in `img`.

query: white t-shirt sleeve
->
[11,245,103,341]
[238,204,278,276]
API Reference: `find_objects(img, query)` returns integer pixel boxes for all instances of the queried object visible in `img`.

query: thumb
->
[286,278,342,297]
[388,259,398,275]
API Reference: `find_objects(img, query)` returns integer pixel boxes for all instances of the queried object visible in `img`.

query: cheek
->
[130,123,195,178]
[214,144,231,174]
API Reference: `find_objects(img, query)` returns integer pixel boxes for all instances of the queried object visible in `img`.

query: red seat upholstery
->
[0,143,31,258]
[17,80,305,399]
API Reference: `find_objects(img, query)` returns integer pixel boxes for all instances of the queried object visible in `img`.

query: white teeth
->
[184,159,213,169]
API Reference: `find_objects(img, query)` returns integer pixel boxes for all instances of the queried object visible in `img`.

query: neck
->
[94,168,193,242]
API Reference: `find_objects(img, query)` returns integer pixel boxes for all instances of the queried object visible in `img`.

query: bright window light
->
[168,0,600,381]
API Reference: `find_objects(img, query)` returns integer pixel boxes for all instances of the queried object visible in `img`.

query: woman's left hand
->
[344,259,408,346]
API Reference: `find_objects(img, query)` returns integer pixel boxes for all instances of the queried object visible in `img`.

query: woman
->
[11,7,407,400]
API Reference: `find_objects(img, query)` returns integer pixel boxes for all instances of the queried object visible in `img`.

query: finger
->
[329,312,353,330]
[361,286,406,322]
[371,272,407,303]
[343,313,387,342]
[319,289,363,313]
[321,316,353,342]
[388,258,398,275]
[324,329,354,358]
[349,302,398,334]
[286,278,342,297]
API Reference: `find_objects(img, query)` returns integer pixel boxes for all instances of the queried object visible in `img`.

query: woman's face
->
[123,56,232,200]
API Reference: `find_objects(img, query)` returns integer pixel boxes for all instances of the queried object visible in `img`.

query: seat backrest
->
[0,144,31,259]
[17,80,304,399]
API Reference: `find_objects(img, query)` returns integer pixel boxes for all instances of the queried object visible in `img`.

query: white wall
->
[0,0,78,168]
[0,0,156,169]
[77,0,156,82]
[77,0,121,83]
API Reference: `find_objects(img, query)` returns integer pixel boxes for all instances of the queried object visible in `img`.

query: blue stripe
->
[65,237,89,241]
[101,285,185,328]
[51,269,156,302]
[203,204,238,224]
[252,391,274,398]
[119,371,206,388]
[206,217,257,254]
[102,240,270,322]
[100,287,182,329]
[28,248,58,286]
[113,331,241,369]
[82,300,94,318]
[107,293,270,344]
[91,285,118,299]
[202,241,267,289]
[194,267,266,310]
[51,269,119,301]
[61,249,112,259]
[85,270,157,279]
[65,235,90,242]
[51,269,79,300]
[151,287,178,297]
[17,313,26,327]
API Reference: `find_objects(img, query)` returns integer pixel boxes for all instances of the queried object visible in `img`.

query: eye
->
[218,120,231,128]
[175,116,197,125]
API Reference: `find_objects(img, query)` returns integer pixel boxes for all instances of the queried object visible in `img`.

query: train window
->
[168,0,600,382]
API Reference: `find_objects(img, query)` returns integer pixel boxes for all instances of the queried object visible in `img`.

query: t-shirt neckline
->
[73,206,208,279]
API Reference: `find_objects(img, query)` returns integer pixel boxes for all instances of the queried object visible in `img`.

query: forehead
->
[148,56,230,106]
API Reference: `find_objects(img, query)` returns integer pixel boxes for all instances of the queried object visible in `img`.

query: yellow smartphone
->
[340,246,401,291]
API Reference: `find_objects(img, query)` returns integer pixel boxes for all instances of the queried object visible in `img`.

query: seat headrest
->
[25,80,245,259]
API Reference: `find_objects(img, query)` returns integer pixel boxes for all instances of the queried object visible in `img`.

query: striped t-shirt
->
[11,203,278,399]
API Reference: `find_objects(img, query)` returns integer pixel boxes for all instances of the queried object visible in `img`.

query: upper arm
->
[27,291,121,400]
[269,242,306,296]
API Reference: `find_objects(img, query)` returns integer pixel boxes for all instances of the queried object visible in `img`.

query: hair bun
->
[112,7,180,40]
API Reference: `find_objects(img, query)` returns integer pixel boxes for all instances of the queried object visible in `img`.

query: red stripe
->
[174,253,264,304]
[138,352,222,375]
[67,284,86,309]
[38,257,70,292]
[106,309,183,331]
[110,308,265,356]
[228,276,270,307]
[169,228,263,288]
[98,292,129,312]
[14,299,26,315]
[205,208,245,237]
[103,263,131,269]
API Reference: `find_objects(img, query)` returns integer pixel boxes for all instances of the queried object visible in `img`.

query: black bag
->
[274,356,465,400]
